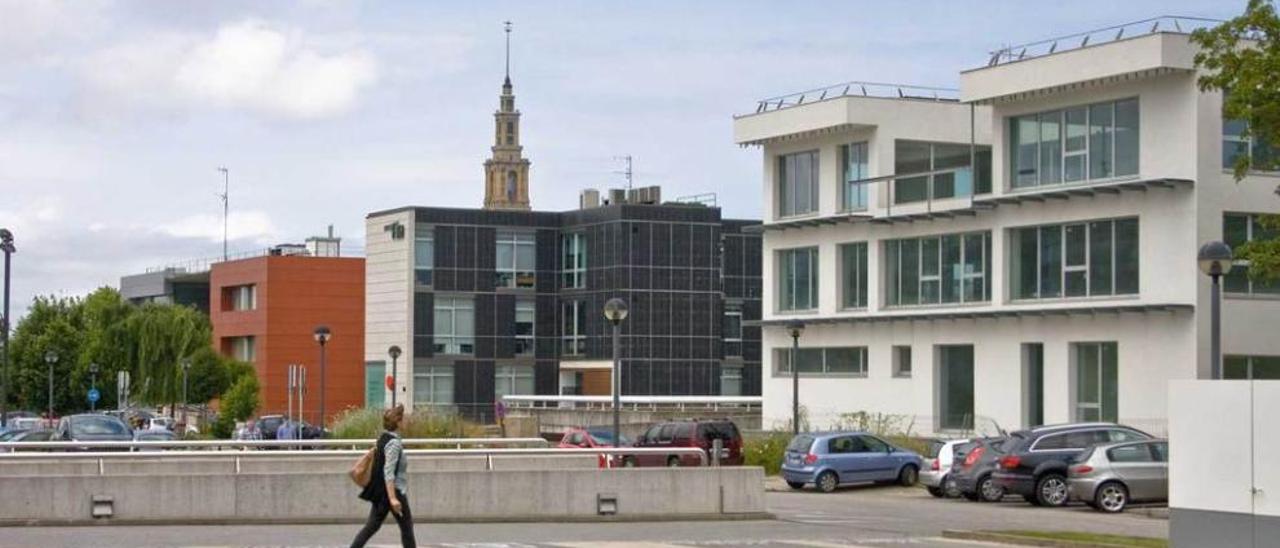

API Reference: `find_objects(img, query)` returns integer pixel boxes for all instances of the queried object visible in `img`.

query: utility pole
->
[613,155,634,190]
[0,228,13,429]
[217,167,229,262]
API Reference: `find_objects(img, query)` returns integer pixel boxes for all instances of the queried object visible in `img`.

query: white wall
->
[365,210,413,408]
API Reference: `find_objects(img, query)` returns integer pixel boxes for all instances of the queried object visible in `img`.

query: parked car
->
[5,429,56,451]
[992,423,1152,507]
[52,414,135,447]
[10,417,49,431]
[920,438,968,498]
[256,415,287,440]
[133,429,177,451]
[147,417,176,431]
[781,432,923,493]
[1069,439,1168,513]
[951,437,1007,502]
[559,427,634,467]
[632,419,743,467]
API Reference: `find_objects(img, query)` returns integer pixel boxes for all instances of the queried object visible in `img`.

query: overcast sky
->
[0,0,1237,318]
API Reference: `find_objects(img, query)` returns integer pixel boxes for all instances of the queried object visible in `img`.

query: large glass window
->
[413,364,454,406]
[1010,98,1139,188]
[840,242,868,309]
[515,299,535,357]
[561,233,586,289]
[893,141,993,204]
[1224,355,1280,380]
[495,364,535,399]
[885,232,990,306]
[432,296,474,354]
[1073,342,1118,422]
[1011,218,1139,299]
[1224,213,1280,295]
[228,336,255,362]
[774,346,867,377]
[778,150,819,217]
[841,142,869,211]
[414,225,433,286]
[1223,116,1280,171]
[778,247,818,311]
[561,300,587,356]
[224,284,256,311]
[496,231,536,288]
[720,366,743,396]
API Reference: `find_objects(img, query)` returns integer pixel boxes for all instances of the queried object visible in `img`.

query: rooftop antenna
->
[216,167,229,262]
[613,155,634,190]
[504,21,512,81]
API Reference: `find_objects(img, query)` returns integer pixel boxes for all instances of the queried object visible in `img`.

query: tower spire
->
[504,21,512,84]
[484,20,531,211]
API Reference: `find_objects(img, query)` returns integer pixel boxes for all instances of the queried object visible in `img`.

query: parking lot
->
[0,481,1167,548]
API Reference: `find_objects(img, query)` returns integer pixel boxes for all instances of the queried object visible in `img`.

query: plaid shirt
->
[383,431,408,493]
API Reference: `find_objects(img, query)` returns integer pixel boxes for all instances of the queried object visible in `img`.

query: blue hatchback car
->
[781,432,924,492]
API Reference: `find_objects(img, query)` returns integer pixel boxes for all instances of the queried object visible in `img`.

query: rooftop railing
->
[502,395,762,411]
[985,15,1224,67]
[753,81,959,114]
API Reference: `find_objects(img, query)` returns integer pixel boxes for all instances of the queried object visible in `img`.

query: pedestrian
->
[350,404,416,548]
[276,419,292,442]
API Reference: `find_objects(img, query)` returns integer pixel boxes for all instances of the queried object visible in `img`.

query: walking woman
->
[351,404,417,548]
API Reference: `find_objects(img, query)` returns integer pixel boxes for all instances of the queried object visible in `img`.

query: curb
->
[942,530,1158,547]
[0,512,776,528]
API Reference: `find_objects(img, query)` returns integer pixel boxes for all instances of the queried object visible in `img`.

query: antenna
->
[613,155,634,190]
[504,21,512,80]
[216,167,229,262]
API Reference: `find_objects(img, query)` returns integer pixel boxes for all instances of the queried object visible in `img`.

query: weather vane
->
[504,21,513,79]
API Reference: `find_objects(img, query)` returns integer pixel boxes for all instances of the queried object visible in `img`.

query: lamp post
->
[786,320,805,436]
[181,358,191,425]
[1198,241,1233,380]
[313,325,331,435]
[388,345,401,409]
[603,298,629,451]
[88,362,99,412]
[44,350,58,425]
[1,228,13,428]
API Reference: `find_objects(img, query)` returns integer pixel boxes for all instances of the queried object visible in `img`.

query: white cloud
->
[154,210,280,245]
[80,19,377,119]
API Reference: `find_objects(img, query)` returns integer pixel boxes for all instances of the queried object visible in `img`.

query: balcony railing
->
[985,15,1223,67]
[836,166,988,217]
[754,81,959,114]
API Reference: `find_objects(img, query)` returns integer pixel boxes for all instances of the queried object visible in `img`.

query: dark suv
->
[992,423,1151,507]
[632,419,743,466]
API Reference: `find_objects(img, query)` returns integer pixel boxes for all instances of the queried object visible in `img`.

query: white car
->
[920,438,969,498]
[147,417,176,431]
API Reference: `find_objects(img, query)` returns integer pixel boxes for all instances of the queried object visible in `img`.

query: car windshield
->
[70,416,130,436]
[925,440,945,458]
[587,430,631,446]
[786,435,814,453]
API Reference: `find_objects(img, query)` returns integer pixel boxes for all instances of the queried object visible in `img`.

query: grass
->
[329,407,487,441]
[990,530,1168,547]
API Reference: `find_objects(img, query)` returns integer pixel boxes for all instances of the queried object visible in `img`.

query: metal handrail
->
[985,15,1224,67]
[0,437,549,451]
[502,395,761,405]
[753,81,959,113]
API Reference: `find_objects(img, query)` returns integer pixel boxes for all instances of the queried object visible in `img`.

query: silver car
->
[920,438,968,498]
[1068,439,1168,512]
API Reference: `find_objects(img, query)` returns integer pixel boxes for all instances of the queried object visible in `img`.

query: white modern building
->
[734,17,1280,436]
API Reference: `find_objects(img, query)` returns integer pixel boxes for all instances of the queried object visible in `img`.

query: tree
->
[212,373,259,438]
[126,303,210,412]
[1192,0,1280,282]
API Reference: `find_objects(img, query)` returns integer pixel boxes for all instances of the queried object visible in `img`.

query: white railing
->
[986,15,1223,67]
[754,81,959,113]
[502,395,762,411]
[0,437,548,452]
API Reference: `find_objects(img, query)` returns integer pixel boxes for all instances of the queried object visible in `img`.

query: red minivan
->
[632,420,743,467]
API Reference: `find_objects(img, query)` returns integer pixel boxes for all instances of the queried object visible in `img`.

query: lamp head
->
[313,325,331,343]
[1197,240,1234,277]
[785,320,805,340]
[388,345,402,360]
[0,228,13,253]
[89,362,99,374]
[43,350,58,364]
[603,298,629,325]
[181,359,191,371]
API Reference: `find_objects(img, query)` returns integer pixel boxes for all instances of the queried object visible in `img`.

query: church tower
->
[484,21,531,211]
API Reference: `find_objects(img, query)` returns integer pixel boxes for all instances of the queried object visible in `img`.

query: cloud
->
[79,19,377,120]
[154,210,281,244]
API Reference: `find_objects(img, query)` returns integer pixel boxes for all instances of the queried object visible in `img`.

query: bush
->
[744,431,792,476]
[329,407,487,440]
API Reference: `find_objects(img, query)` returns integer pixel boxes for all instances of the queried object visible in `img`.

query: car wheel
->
[926,486,945,498]
[1035,473,1070,507]
[816,471,839,493]
[666,456,680,467]
[898,464,919,487]
[943,476,961,498]
[1095,481,1129,513]
[978,475,1005,503]
[786,480,806,490]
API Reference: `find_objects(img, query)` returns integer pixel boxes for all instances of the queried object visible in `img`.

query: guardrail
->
[985,15,1223,67]
[0,437,549,451]
[753,81,959,114]
[502,395,761,411]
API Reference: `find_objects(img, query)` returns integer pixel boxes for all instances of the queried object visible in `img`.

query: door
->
[857,435,899,481]
[938,345,975,430]
[1106,442,1163,502]
[825,436,859,483]
[1150,441,1169,500]
[364,361,385,408]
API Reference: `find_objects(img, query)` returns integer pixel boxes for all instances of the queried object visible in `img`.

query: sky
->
[0,0,1240,318]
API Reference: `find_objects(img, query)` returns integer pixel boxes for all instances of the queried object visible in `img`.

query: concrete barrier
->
[0,454,602,477]
[0,467,766,525]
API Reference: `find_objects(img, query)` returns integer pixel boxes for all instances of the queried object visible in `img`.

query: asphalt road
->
[0,482,1167,548]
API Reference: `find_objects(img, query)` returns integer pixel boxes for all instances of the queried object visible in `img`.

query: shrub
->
[744,431,792,476]
[329,407,487,440]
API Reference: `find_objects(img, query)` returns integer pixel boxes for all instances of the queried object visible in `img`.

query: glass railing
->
[835,167,990,216]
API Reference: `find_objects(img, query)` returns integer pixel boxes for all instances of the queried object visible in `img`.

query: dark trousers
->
[350,490,416,548]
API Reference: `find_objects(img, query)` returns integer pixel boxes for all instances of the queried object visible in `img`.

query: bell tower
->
[484,21,531,211]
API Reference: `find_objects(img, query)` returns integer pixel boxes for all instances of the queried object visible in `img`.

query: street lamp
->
[181,358,191,425]
[0,228,13,429]
[786,320,805,436]
[387,345,401,409]
[88,362,99,412]
[1198,241,1233,380]
[44,350,58,425]
[603,298,629,452]
[313,325,331,436]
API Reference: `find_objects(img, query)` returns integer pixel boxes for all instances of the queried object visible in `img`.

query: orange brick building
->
[210,253,365,426]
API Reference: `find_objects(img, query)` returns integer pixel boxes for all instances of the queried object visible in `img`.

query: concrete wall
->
[365,210,414,408]
[0,466,765,525]
[0,454,601,477]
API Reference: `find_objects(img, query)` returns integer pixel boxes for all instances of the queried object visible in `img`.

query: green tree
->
[1193,0,1280,282]
[213,373,259,438]
[127,303,210,411]
[7,296,84,416]
[78,288,136,410]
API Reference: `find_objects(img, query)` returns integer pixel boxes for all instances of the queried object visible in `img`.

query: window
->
[562,300,587,356]
[515,299,535,357]
[1011,218,1139,299]
[414,225,433,286]
[1224,355,1280,380]
[720,366,743,396]
[938,345,975,430]
[840,242,868,309]
[432,296,474,354]
[723,305,742,342]
[228,336,255,362]
[828,436,859,454]
[1223,116,1279,171]
[495,364,535,399]
[224,285,256,311]
[496,231,536,288]
[1023,343,1045,428]
[774,346,868,377]
[506,171,518,201]
[778,247,818,311]
[1010,98,1139,188]
[860,435,890,453]
[1224,213,1280,295]
[841,142,869,211]
[561,233,587,289]
[893,141,993,204]
[884,232,991,306]
[1073,342,1118,422]
[893,346,912,378]
[413,364,454,405]
[1107,444,1153,463]
[778,150,819,217]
